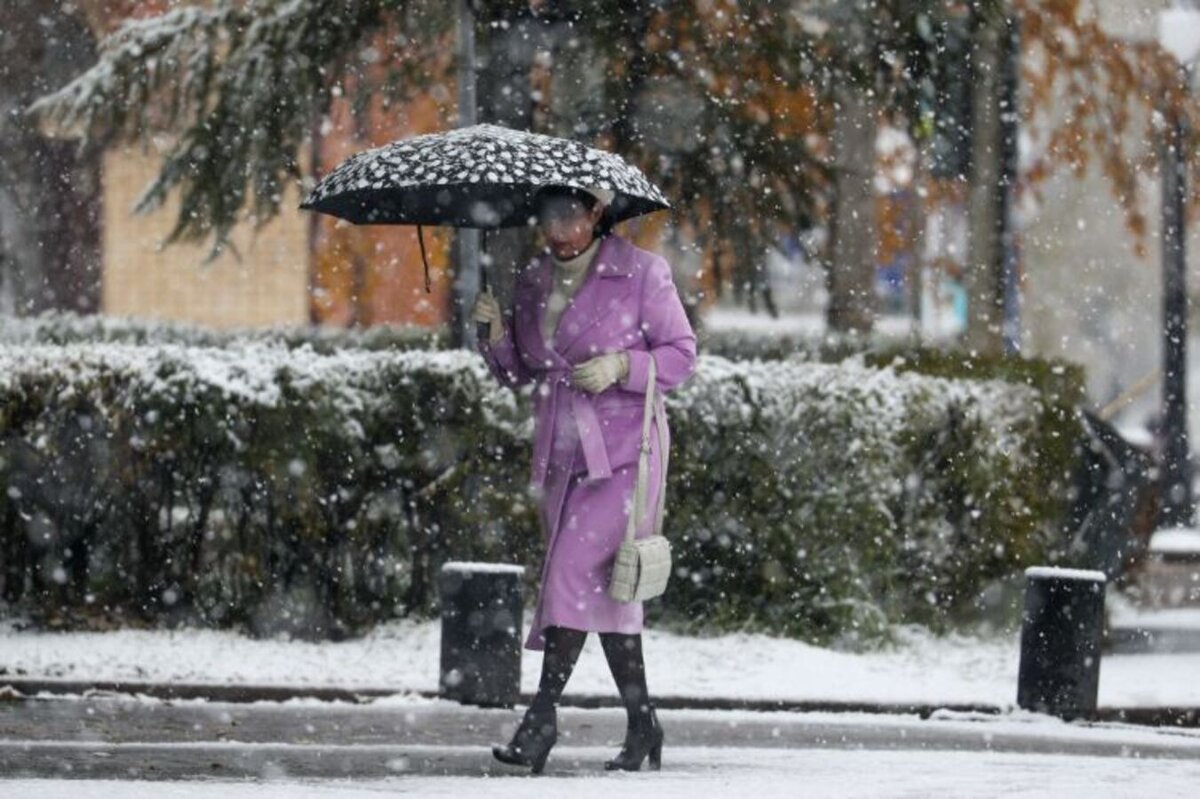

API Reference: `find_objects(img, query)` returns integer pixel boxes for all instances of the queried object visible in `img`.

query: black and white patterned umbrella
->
[299,123,670,229]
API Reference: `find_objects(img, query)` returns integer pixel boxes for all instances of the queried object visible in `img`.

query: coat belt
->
[531,368,612,488]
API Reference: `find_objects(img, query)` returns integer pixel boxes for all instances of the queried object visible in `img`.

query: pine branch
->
[27,0,420,259]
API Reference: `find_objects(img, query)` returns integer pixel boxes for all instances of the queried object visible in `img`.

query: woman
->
[471,184,697,774]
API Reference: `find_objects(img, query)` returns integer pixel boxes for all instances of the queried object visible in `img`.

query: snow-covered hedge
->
[0,309,450,351]
[0,343,1067,644]
[667,355,1069,644]
[0,343,529,640]
[697,326,858,362]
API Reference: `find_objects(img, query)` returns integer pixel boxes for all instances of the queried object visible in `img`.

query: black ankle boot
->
[492,704,557,774]
[604,706,663,771]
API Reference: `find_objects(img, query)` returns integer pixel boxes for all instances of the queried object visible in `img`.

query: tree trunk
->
[826,82,878,336]
[0,1,102,317]
[963,10,1011,356]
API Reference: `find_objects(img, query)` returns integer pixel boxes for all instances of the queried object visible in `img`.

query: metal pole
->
[1158,59,1194,528]
[453,0,480,348]
[1000,13,1021,355]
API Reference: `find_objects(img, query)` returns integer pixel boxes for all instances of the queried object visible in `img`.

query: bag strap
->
[624,356,669,544]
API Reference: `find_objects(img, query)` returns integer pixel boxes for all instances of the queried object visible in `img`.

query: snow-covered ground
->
[1148,526,1200,556]
[5,746,1200,799]
[4,617,1199,709]
[700,306,963,341]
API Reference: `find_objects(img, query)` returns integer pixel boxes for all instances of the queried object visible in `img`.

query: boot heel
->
[531,746,551,775]
[648,739,663,770]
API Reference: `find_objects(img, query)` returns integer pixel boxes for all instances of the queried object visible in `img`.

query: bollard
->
[438,561,525,708]
[1017,566,1107,720]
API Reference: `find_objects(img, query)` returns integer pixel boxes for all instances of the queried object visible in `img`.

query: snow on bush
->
[0,309,449,351]
[665,354,1053,645]
[0,341,1061,646]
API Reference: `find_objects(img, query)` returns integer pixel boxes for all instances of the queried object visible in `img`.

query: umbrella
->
[299,123,671,324]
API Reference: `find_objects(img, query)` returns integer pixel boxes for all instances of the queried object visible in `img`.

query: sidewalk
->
[3,693,1200,781]
[6,627,1200,794]
[6,750,1200,799]
[5,617,1200,713]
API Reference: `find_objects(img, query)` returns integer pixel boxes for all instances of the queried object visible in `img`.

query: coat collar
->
[532,234,636,285]
[522,234,638,363]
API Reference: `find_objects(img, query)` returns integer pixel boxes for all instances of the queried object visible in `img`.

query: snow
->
[5,747,1200,798]
[0,342,528,442]
[0,342,483,406]
[1024,567,1107,582]
[4,618,1200,709]
[1109,604,1200,631]
[699,307,963,341]
[1149,527,1200,556]
[1158,8,1200,65]
[440,562,526,575]
[874,123,915,194]
[702,307,827,335]
[303,123,667,228]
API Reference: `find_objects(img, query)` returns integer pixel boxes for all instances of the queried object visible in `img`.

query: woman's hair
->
[532,185,615,239]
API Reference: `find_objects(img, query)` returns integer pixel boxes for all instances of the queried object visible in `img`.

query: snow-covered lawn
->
[4,618,1199,709]
[5,747,1200,799]
[700,307,964,341]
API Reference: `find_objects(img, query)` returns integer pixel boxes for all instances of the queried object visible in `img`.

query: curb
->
[3,677,1199,728]
[0,677,1001,717]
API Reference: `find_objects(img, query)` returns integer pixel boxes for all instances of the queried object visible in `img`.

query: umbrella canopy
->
[299,123,670,229]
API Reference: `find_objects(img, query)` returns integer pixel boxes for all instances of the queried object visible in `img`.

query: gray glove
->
[571,352,630,393]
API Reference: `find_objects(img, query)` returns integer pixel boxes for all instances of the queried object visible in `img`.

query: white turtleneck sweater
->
[542,237,600,344]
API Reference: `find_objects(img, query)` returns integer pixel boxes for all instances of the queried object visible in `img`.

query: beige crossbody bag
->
[608,356,672,603]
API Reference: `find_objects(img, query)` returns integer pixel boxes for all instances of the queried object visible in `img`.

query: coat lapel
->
[516,256,567,368]
[545,235,637,360]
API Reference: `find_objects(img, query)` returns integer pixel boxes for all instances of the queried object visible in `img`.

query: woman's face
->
[536,195,604,260]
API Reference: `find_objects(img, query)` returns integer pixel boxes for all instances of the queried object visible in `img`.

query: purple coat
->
[478,233,697,649]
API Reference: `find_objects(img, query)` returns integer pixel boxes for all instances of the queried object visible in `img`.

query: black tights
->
[599,631,653,726]
[529,626,586,714]
[530,626,652,727]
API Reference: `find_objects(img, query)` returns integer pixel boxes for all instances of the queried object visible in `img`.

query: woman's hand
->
[470,290,506,345]
[571,352,630,394]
